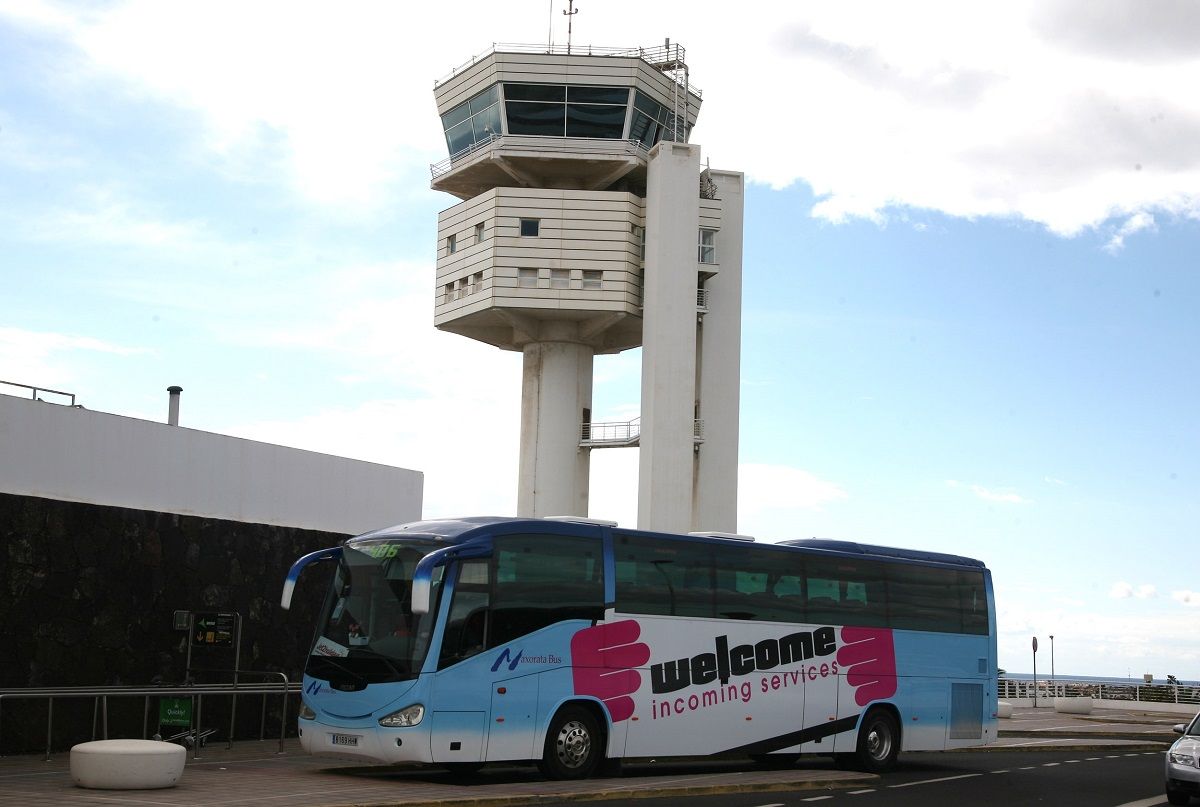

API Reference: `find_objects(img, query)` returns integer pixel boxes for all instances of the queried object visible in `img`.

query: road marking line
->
[1004,739,1074,747]
[991,769,1010,773]
[1018,766,1037,770]
[802,797,833,802]
[1086,757,1101,761]
[1042,762,1060,767]
[1065,759,1081,763]
[848,789,876,795]
[888,773,983,788]
[1112,796,1178,807]
[753,803,786,806]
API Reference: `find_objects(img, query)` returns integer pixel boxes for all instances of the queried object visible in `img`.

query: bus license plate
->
[330,733,359,747]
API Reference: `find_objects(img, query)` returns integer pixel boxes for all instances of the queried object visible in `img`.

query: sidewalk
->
[0,708,1178,807]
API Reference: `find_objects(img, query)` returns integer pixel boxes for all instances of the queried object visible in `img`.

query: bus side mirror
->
[280,547,342,610]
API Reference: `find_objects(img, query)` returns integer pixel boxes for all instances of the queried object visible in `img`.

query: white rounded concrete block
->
[1054,697,1093,715]
[997,700,1014,718]
[70,739,186,789]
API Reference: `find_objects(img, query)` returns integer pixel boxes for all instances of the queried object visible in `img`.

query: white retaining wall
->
[0,394,422,535]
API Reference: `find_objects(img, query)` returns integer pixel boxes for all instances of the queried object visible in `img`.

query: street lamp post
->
[1050,634,1055,697]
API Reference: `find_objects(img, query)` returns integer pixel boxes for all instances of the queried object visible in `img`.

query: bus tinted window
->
[615,535,713,617]
[887,564,963,633]
[438,559,490,668]
[489,533,603,647]
[959,570,990,635]
[804,556,888,628]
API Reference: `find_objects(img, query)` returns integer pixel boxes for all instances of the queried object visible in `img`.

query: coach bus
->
[281,516,997,779]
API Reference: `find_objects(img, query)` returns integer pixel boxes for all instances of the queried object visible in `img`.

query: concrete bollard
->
[1054,697,1093,715]
[70,739,186,789]
[997,701,1014,718]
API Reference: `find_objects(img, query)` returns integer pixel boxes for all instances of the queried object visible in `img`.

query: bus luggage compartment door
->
[487,674,540,761]
[430,711,486,763]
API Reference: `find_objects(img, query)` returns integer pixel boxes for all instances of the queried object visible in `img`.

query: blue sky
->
[3,0,1199,679]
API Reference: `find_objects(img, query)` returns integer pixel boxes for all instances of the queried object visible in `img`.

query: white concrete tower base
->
[518,329,593,518]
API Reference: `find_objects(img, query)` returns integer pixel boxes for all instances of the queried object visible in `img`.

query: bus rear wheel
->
[854,708,900,773]
[539,705,601,780]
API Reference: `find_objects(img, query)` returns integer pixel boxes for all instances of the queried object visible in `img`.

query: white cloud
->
[0,327,147,392]
[738,463,849,527]
[1110,581,1157,600]
[946,480,1030,504]
[1104,211,1158,253]
[1172,590,1200,606]
[6,1,1198,233]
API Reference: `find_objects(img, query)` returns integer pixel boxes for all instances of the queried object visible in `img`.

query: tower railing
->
[431,135,653,181]
[579,417,705,447]
[435,42,703,99]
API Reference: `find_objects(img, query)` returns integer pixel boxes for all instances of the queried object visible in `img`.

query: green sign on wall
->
[159,697,192,727]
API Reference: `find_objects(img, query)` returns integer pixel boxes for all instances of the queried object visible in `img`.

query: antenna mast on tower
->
[563,0,578,55]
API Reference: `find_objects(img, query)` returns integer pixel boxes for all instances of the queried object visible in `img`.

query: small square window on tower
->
[475,222,485,243]
[550,269,569,289]
[447,233,457,254]
[518,268,538,288]
[698,228,716,264]
[520,218,540,237]
[582,270,602,290]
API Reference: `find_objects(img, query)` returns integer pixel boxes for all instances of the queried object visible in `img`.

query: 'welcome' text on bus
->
[281,517,997,779]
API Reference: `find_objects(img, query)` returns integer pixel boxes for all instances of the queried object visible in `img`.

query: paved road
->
[528,750,1173,807]
[0,706,1185,807]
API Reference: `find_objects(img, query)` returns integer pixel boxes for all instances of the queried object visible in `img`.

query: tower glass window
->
[504,84,628,139]
[629,91,682,146]
[582,270,602,290]
[518,268,538,288]
[550,269,569,289]
[441,85,501,157]
[474,222,485,243]
[446,234,456,254]
[698,228,716,264]
[520,218,540,237]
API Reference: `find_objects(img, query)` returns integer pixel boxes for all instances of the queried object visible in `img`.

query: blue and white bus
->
[281,516,997,779]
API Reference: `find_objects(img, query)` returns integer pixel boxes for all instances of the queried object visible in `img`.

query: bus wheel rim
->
[555,721,591,768]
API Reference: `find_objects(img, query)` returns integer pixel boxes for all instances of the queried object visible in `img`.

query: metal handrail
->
[431,134,651,180]
[435,42,704,98]
[0,677,300,761]
[998,677,1200,707]
[0,379,76,406]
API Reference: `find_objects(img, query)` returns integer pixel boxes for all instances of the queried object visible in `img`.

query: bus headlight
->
[299,702,316,720]
[379,704,424,728]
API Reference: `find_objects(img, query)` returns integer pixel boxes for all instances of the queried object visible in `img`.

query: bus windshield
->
[307,539,444,685]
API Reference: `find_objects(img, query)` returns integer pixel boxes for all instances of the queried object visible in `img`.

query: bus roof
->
[778,538,987,569]
[348,517,988,570]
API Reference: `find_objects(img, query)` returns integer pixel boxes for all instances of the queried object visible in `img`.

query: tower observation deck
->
[430,42,744,534]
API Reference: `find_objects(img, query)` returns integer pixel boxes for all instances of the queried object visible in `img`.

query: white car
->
[1166,712,1200,805]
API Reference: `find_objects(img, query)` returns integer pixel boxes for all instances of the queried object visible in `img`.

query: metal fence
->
[999,677,1200,706]
[0,671,300,760]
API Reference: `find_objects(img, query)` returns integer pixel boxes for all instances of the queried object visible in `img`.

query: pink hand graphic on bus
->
[836,626,898,707]
[571,620,651,723]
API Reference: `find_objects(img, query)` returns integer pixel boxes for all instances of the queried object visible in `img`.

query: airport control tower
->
[430,42,744,534]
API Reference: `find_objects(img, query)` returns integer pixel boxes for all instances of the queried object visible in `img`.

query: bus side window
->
[488,533,604,648]
[438,560,490,668]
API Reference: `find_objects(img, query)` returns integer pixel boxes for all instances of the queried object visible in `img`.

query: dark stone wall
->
[0,492,341,752]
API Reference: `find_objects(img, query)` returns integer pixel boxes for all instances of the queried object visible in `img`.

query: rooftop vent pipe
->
[167,385,182,426]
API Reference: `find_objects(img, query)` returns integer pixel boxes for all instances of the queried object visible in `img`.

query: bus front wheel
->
[539,705,601,780]
[854,708,900,773]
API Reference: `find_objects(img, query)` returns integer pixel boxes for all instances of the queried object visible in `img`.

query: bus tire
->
[854,708,900,773]
[539,705,602,780]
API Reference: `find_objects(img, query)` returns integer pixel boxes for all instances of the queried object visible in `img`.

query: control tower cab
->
[430,43,744,534]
